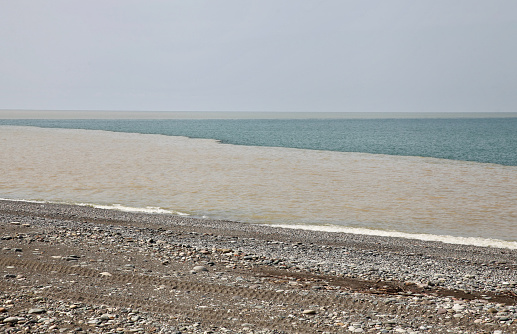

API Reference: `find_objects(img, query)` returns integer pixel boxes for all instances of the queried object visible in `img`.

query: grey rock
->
[28,308,46,314]
[192,265,208,272]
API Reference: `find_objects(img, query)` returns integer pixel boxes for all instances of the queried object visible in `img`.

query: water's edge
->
[4,198,517,250]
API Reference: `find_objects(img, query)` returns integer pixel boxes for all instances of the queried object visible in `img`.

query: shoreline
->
[5,198,517,250]
[0,199,516,333]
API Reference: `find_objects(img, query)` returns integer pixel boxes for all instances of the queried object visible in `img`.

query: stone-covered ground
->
[0,200,516,333]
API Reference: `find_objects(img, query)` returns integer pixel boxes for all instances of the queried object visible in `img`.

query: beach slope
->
[0,200,515,333]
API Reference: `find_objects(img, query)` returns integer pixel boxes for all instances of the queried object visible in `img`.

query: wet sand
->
[0,199,516,333]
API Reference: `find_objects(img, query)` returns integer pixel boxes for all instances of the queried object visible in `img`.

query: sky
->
[1,1,517,113]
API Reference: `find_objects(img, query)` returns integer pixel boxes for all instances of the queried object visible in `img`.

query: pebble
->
[452,304,465,312]
[28,308,46,314]
[192,265,208,273]
[437,308,447,314]
[100,313,115,320]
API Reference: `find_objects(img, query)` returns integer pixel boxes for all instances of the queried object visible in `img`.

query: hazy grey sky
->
[1,1,516,112]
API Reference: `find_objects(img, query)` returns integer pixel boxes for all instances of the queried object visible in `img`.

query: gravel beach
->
[0,199,515,333]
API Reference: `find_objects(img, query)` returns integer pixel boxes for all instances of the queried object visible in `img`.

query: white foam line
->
[0,198,190,216]
[2,198,515,249]
[268,224,517,250]
[78,203,190,216]
[0,198,47,204]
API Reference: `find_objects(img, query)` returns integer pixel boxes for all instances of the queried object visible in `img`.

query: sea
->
[1,112,516,248]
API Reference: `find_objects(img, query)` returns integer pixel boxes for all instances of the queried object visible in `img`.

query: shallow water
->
[1,126,516,245]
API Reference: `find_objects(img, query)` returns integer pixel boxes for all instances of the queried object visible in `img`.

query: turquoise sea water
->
[1,117,516,166]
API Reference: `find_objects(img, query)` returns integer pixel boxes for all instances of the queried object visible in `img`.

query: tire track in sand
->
[0,256,362,332]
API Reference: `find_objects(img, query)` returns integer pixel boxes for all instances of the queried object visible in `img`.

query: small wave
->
[0,198,190,216]
[78,203,190,216]
[268,224,517,250]
[0,198,47,204]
